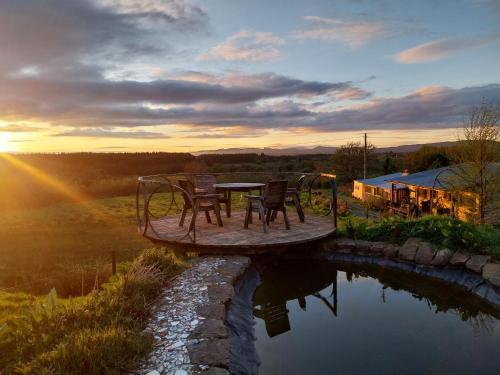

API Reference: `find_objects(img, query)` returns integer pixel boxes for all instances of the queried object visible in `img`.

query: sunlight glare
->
[0,133,14,152]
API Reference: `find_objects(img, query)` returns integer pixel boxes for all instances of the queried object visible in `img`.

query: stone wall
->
[326,238,500,309]
[135,255,251,375]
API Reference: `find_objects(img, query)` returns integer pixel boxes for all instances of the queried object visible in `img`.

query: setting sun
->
[0,133,14,152]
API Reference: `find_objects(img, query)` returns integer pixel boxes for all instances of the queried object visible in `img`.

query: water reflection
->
[251,259,500,375]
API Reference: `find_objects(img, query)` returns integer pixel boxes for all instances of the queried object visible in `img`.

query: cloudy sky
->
[1,0,499,152]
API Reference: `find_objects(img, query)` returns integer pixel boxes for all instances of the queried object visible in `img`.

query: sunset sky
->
[1,0,500,153]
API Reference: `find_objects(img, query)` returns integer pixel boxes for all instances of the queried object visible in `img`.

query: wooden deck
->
[141,210,335,253]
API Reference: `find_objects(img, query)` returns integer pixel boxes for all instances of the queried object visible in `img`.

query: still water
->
[252,260,500,375]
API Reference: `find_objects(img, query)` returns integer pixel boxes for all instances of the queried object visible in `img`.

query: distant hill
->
[194,141,458,156]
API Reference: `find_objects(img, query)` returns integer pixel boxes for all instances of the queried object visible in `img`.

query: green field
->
[0,195,151,296]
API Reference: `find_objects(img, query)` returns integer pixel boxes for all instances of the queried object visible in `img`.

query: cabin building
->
[352,172,408,209]
[352,165,499,223]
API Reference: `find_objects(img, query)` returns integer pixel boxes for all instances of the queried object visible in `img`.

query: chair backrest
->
[195,174,217,194]
[264,180,288,208]
[178,179,195,207]
[296,175,306,192]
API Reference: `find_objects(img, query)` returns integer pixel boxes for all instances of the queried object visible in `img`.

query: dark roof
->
[385,166,451,189]
[386,163,500,190]
[355,172,407,190]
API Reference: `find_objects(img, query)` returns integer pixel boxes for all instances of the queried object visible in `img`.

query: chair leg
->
[258,203,268,233]
[213,200,223,227]
[188,200,199,233]
[244,200,252,229]
[294,195,305,222]
[179,206,188,226]
[266,209,272,225]
[270,210,278,222]
[283,205,291,230]
[204,210,212,224]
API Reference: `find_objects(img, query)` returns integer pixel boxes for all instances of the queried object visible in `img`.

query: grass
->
[0,248,186,375]
[0,195,152,296]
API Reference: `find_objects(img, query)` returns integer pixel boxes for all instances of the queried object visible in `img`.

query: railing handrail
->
[138,171,336,183]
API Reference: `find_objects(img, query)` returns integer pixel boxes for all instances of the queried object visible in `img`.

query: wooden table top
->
[213,182,265,190]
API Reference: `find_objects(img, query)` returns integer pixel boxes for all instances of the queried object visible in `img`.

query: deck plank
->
[141,210,335,252]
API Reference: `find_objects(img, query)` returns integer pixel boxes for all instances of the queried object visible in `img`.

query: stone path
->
[132,255,250,375]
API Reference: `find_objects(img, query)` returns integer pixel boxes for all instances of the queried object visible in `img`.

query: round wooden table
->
[213,182,265,218]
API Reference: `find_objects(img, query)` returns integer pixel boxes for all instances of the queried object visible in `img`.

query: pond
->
[231,258,500,375]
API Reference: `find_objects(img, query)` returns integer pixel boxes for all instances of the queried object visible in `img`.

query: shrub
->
[338,215,499,257]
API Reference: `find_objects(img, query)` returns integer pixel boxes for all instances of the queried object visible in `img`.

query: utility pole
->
[364,133,368,219]
[363,132,367,179]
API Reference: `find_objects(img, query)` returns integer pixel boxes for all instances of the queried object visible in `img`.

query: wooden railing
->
[136,172,337,243]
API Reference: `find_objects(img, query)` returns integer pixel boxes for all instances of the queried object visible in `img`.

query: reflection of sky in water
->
[253,261,500,375]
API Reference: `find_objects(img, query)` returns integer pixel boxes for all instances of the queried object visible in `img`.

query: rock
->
[189,319,228,339]
[383,244,399,259]
[167,341,184,350]
[336,238,356,251]
[217,262,246,282]
[482,263,500,281]
[465,255,491,273]
[197,304,226,320]
[355,240,372,254]
[398,237,421,261]
[187,339,230,367]
[205,274,232,284]
[490,276,500,288]
[146,371,160,375]
[207,284,234,304]
[449,251,471,266]
[370,242,386,255]
[415,242,436,265]
[226,255,251,268]
[174,370,188,375]
[201,367,230,375]
[431,248,453,266]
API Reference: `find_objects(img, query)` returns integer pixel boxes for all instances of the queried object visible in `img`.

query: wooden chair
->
[177,179,223,232]
[285,174,306,222]
[195,174,229,217]
[244,180,290,233]
[270,175,306,223]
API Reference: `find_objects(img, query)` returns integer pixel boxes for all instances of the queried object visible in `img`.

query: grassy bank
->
[337,215,500,259]
[0,248,186,374]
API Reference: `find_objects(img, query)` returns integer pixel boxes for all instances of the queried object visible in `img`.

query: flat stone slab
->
[187,339,230,367]
[197,303,226,320]
[189,319,228,340]
[208,284,234,304]
[355,240,372,253]
[431,248,453,266]
[415,242,435,265]
[336,238,356,250]
[465,255,491,273]
[483,263,500,281]
[398,237,421,261]
[370,242,386,254]
[383,244,399,259]
[201,367,231,375]
[449,251,471,266]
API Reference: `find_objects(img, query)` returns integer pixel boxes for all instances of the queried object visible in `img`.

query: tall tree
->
[448,101,500,224]
[332,141,375,181]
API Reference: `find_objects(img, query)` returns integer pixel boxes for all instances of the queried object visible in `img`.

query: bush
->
[338,215,500,257]
[0,248,185,374]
